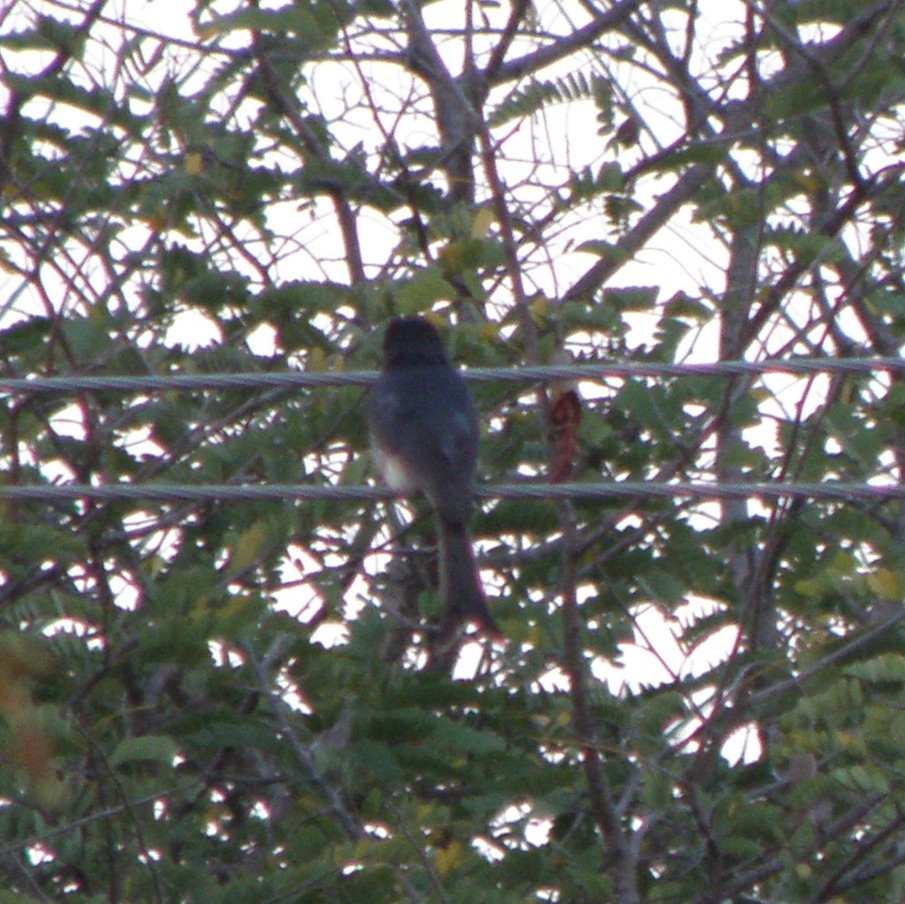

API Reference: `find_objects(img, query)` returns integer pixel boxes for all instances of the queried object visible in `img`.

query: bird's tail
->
[437,518,503,642]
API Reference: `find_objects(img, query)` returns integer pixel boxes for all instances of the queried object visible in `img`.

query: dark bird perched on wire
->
[368,315,503,645]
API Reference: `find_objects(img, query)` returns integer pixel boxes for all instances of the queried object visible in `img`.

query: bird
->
[368,315,502,644]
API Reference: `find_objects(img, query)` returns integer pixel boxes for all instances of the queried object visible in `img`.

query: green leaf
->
[636,570,685,607]
[109,735,179,767]
[395,267,453,310]
[603,285,659,311]
[429,718,506,755]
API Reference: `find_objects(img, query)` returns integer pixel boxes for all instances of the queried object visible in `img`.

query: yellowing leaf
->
[307,347,328,372]
[185,150,204,175]
[435,841,464,877]
[471,206,495,238]
[867,568,904,599]
[530,295,550,321]
[229,523,268,576]
[480,320,501,341]
[793,172,821,192]
[11,720,53,783]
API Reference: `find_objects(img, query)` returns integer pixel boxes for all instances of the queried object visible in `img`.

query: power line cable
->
[2,481,902,504]
[3,357,900,505]
[0,356,901,396]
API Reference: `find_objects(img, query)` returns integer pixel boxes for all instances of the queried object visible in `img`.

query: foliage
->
[2,0,905,900]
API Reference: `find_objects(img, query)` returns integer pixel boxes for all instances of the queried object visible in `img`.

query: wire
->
[0,356,902,396]
[1,480,902,503]
[3,359,900,504]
